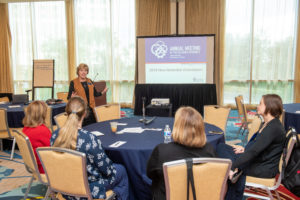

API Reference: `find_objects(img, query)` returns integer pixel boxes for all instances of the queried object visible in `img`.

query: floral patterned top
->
[51,128,116,199]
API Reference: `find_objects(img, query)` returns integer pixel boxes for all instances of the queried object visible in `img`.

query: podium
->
[146,104,172,117]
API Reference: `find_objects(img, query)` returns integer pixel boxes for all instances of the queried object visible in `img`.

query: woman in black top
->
[147,106,216,200]
[217,94,285,200]
[67,63,108,126]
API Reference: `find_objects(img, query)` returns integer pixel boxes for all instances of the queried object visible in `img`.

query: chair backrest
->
[0,96,9,103]
[279,110,285,126]
[37,147,92,199]
[278,130,297,173]
[94,81,107,107]
[247,116,262,141]
[12,130,44,182]
[45,105,53,132]
[163,158,232,200]
[0,108,12,138]
[54,112,68,129]
[56,92,68,103]
[94,104,121,122]
[235,95,244,117]
[204,105,231,132]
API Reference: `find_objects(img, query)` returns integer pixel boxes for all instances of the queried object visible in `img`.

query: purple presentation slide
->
[144,37,208,84]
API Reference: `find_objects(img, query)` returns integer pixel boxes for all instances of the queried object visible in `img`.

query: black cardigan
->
[233,117,285,178]
[147,142,216,200]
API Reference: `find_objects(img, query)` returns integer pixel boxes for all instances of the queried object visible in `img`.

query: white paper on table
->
[91,131,104,136]
[8,105,21,108]
[117,123,128,126]
[295,110,300,113]
[109,141,127,148]
[144,128,162,131]
[117,127,144,134]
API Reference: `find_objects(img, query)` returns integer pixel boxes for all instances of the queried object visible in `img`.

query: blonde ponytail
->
[53,97,87,150]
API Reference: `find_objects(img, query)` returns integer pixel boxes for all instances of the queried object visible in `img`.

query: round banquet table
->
[84,116,225,200]
[0,102,66,128]
[283,103,300,133]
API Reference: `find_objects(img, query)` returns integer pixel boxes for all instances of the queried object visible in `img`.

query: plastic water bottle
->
[164,125,171,143]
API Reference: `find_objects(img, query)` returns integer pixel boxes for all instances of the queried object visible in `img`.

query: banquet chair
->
[94,104,121,122]
[247,115,262,142]
[57,92,68,103]
[54,112,68,129]
[235,95,255,135]
[0,108,16,160]
[203,105,231,133]
[11,130,49,200]
[244,129,297,200]
[0,96,9,103]
[45,105,54,132]
[37,147,115,200]
[163,158,232,200]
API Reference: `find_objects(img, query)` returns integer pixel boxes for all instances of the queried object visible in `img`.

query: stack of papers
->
[117,127,144,134]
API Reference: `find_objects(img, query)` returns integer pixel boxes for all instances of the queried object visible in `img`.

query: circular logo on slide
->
[151,41,168,58]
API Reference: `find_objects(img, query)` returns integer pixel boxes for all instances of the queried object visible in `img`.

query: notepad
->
[109,141,127,148]
[91,131,104,136]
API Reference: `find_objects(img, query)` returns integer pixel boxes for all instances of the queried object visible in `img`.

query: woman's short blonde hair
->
[22,101,47,127]
[76,63,89,75]
[172,106,206,148]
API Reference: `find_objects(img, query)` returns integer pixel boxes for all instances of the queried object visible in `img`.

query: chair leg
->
[10,137,16,160]
[275,190,280,200]
[266,189,274,200]
[43,187,51,200]
[24,176,34,200]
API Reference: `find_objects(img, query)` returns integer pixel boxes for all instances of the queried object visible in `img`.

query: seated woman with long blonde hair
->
[147,106,217,200]
[22,101,51,174]
[51,96,128,200]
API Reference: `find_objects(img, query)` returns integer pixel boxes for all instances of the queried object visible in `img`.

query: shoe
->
[231,169,243,184]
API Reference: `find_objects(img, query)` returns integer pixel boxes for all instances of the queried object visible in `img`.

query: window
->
[223,0,298,104]
[9,1,68,100]
[74,0,136,103]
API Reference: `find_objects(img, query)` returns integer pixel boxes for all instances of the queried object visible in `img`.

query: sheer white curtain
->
[223,0,298,104]
[74,0,136,104]
[9,1,68,100]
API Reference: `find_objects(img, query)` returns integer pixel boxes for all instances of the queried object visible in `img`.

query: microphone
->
[139,97,155,125]
[93,73,99,82]
[142,97,146,120]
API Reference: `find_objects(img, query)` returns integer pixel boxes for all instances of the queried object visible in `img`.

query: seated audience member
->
[217,94,285,200]
[22,101,51,173]
[51,96,128,200]
[147,106,217,200]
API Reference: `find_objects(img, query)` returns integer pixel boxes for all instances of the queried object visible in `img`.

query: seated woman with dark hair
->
[22,101,51,173]
[217,94,286,200]
[51,96,128,200]
[147,106,217,200]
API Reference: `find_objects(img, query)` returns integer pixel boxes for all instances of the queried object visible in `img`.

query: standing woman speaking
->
[68,63,108,126]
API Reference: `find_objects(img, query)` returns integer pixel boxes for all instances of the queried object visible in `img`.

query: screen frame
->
[136,34,215,84]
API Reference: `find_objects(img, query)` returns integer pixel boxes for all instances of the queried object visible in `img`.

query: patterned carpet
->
[0,109,299,200]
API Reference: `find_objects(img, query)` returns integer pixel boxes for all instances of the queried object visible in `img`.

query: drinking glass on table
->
[110,122,118,133]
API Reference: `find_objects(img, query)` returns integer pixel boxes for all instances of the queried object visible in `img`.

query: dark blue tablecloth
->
[0,103,66,128]
[283,103,300,133]
[84,116,225,200]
